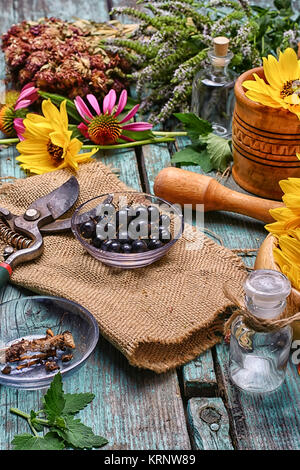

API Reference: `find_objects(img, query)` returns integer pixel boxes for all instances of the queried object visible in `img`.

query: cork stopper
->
[213,37,230,57]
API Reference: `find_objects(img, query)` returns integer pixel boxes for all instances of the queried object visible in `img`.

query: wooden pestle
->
[153,167,283,223]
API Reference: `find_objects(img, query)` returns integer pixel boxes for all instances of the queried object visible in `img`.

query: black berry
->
[132,239,148,253]
[80,220,96,239]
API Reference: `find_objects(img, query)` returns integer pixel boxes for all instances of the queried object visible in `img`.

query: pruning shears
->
[0,176,79,289]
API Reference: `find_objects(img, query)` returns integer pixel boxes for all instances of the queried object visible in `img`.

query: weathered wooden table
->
[0,0,299,451]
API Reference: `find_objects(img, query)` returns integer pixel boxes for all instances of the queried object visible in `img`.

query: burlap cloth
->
[0,161,247,373]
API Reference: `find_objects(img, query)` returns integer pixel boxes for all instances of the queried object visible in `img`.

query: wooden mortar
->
[255,234,300,339]
[232,66,300,201]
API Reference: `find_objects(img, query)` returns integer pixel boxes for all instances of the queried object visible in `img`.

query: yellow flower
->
[16,99,97,174]
[273,234,300,291]
[243,48,300,119]
[266,176,300,290]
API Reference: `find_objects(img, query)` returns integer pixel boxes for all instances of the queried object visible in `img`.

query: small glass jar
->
[229,269,292,393]
[191,37,237,138]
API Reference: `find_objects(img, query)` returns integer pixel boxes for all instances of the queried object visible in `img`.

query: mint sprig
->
[171,112,232,172]
[10,373,108,450]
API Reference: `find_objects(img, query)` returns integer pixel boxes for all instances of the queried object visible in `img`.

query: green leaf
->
[43,373,65,425]
[12,432,65,450]
[120,129,155,142]
[171,145,213,172]
[173,113,212,141]
[62,393,95,416]
[38,90,82,123]
[54,416,108,449]
[205,133,232,171]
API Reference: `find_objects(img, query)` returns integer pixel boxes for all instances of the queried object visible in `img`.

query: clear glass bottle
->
[191,36,237,138]
[229,269,293,394]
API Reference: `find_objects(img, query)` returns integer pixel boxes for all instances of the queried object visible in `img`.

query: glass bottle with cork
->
[229,269,293,394]
[191,36,236,138]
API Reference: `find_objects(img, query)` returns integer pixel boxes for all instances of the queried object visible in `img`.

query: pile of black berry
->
[79,202,172,254]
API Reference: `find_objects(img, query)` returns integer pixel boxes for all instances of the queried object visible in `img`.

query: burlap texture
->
[0,161,247,373]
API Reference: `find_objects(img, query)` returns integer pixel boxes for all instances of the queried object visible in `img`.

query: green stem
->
[153,131,187,137]
[28,419,39,437]
[10,408,30,419]
[82,137,175,150]
[10,408,49,425]
[0,138,19,145]
[34,417,50,425]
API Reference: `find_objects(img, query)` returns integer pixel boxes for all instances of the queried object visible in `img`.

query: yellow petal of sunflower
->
[277,234,300,265]
[262,55,283,89]
[59,100,69,130]
[273,246,300,290]
[278,48,300,82]
[245,91,282,108]
[42,99,62,124]
[49,130,69,149]
[22,121,51,141]
[16,140,50,154]
[243,74,283,107]
[68,138,83,155]
[280,177,300,195]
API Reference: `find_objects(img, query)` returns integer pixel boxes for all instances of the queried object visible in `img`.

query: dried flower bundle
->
[1,17,136,100]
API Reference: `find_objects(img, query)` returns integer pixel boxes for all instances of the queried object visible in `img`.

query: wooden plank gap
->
[134,146,149,193]
[106,0,114,18]
[211,345,249,449]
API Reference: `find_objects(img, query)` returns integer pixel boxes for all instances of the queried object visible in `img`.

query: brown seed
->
[1,365,12,374]
[45,361,60,372]
[61,353,73,363]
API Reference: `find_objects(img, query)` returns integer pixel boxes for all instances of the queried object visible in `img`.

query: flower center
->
[0,105,16,137]
[47,140,64,165]
[281,79,300,98]
[87,114,122,145]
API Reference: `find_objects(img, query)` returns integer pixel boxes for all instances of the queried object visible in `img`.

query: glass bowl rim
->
[0,295,99,384]
[71,191,184,260]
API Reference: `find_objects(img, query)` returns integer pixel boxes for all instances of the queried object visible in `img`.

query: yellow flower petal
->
[278,48,299,82]
[263,55,283,89]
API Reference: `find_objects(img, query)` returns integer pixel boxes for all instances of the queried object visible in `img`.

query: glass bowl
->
[0,296,99,390]
[71,192,184,269]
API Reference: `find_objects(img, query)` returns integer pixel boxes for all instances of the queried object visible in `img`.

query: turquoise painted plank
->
[97,149,142,191]
[187,397,234,450]
[12,0,110,22]
[140,141,172,194]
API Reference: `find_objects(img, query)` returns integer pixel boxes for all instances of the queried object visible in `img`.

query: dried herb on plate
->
[10,372,108,450]
[1,329,75,374]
